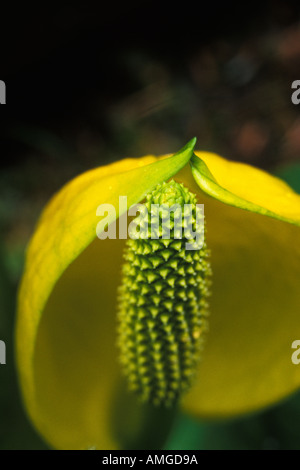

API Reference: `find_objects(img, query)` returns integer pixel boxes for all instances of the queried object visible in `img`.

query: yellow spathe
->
[16,141,300,449]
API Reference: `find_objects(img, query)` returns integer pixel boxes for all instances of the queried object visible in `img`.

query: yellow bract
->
[183,154,300,417]
[16,141,195,449]
[16,144,300,449]
[191,153,300,226]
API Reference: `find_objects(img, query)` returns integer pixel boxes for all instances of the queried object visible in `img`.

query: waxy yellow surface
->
[16,140,300,449]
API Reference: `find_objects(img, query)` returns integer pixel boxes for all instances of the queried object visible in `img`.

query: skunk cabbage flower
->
[16,139,300,449]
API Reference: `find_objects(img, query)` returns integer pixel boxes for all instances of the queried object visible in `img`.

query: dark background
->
[1,0,300,449]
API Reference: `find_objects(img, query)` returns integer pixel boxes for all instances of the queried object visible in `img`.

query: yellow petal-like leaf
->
[179,153,300,417]
[16,140,196,449]
[191,152,300,226]
[33,238,174,449]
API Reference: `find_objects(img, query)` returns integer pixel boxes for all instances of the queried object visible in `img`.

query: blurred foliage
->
[275,164,300,193]
[0,244,47,449]
[165,390,300,450]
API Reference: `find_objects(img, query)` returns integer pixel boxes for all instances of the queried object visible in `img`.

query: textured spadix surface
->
[118,181,211,406]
